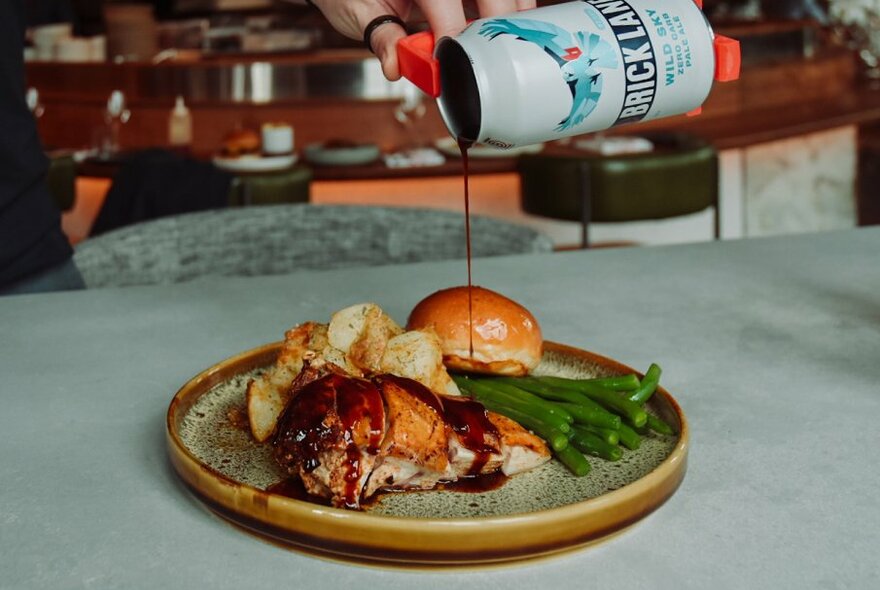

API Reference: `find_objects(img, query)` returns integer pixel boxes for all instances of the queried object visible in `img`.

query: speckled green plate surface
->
[167,341,688,567]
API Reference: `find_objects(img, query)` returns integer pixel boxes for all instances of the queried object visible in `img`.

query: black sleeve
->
[0,0,72,286]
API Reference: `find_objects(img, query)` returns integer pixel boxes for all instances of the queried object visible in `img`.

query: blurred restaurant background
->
[22,0,880,258]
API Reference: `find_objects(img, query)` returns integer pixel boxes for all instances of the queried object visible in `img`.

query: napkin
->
[574,136,654,155]
[383,147,446,169]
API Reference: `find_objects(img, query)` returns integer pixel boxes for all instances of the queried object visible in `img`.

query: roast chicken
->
[247,303,550,509]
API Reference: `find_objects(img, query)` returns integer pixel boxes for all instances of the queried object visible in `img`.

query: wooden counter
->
[636,86,880,151]
[70,80,880,184]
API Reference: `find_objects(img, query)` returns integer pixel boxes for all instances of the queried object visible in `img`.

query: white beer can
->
[399,0,740,148]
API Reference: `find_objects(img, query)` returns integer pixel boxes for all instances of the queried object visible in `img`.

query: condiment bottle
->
[168,95,193,147]
[398,0,740,147]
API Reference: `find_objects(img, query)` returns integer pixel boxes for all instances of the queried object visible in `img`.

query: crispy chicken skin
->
[247,322,331,443]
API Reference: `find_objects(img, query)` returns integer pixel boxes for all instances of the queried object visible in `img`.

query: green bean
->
[554,444,591,477]
[454,378,572,434]
[497,376,572,398]
[646,413,676,436]
[499,377,625,429]
[588,374,641,391]
[544,428,572,453]
[540,374,640,391]
[477,380,574,424]
[629,364,662,405]
[534,374,639,392]
[562,382,648,428]
[455,377,561,423]
[505,377,599,406]
[616,423,642,450]
[461,391,570,452]
[533,376,606,395]
[525,377,648,427]
[555,402,621,430]
[453,370,673,478]
[576,425,619,446]
[568,428,622,462]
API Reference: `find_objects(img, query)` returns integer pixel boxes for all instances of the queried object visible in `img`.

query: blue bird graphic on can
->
[478,17,619,131]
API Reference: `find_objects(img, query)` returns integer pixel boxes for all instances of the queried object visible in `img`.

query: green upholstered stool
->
[518,133,718,248]
[228,165,312,206]
[46,153,77,211]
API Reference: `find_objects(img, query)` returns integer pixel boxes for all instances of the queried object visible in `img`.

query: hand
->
[311,0,537,81]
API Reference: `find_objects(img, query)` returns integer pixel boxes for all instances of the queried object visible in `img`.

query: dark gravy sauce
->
[458,137,475,360]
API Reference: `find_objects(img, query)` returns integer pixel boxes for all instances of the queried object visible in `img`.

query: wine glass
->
[102,90,131,155]
[26,88,45,118]
[393,81,427,150]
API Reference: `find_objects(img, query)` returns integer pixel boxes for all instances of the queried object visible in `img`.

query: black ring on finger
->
[363,15,406,54]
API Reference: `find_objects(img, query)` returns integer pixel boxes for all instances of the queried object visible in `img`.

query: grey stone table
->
[2,229,879,589]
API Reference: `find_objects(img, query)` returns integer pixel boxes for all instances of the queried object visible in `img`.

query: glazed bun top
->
[406,286,542,376]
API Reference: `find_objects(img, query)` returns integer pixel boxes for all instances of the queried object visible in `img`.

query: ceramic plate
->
[434,136,545,159]
[212,154,298,173]
[167,342,688,567]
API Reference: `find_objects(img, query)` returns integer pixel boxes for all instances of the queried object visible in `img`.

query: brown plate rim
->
[166,340,689,566]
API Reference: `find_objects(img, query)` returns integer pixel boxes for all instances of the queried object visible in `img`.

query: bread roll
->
[221,128,261,157]
[406,286,542,376]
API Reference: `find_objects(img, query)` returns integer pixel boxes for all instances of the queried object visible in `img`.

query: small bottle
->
[168,96,193,147]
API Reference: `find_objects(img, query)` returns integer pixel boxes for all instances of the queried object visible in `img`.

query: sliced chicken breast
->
[486,412,552,475]
[364,375,450,497]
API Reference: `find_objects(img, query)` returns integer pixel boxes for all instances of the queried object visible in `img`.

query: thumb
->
[371,22,409,81]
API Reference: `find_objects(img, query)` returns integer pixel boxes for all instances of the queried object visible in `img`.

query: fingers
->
[416,0,531,38]
[476,0,520,17]
[362,0,537,81]
[371,22,409,80]
[356,1,411,81]
[414,0,467,39]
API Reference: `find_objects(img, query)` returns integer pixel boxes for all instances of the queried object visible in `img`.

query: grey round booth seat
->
[73,204,554,288]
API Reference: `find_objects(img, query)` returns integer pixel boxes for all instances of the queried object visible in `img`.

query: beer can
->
[400,0,740,147]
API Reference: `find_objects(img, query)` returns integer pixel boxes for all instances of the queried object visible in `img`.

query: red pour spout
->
[398,31,441,98]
